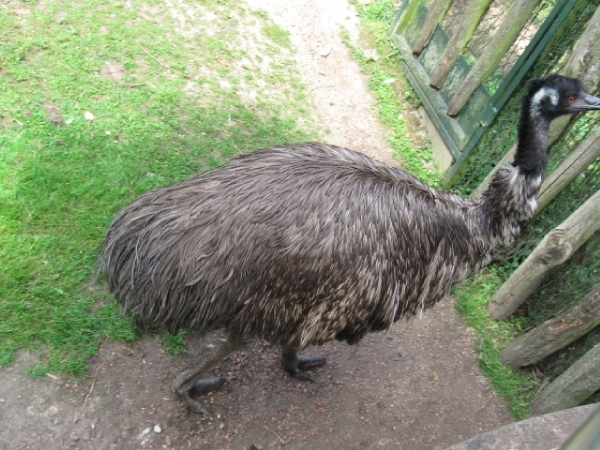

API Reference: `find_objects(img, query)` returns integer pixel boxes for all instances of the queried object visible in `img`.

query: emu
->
[99,75,600,413]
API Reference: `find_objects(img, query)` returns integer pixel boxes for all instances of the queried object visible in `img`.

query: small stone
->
[319,46,332,57]
[154,425,162,434]
[71,434,80,441]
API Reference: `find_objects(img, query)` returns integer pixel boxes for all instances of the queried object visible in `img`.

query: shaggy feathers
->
[101,143,520,349]
[99,75,600,355]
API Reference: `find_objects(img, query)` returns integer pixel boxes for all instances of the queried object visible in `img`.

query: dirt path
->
[0,1,513,449]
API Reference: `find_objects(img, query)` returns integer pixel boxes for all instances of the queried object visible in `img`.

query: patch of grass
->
[343,2,442,187]
[263,23,291,48]
[0,0,314,376]
[161,331,188,356]
[453,270,537,419]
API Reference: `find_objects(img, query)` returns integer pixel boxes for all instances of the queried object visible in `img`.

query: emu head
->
[528,75,600,120]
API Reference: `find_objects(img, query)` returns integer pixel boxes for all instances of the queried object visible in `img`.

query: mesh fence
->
[453,0,600,384]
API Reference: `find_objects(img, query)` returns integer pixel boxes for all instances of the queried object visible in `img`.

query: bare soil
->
[0,1,513,449]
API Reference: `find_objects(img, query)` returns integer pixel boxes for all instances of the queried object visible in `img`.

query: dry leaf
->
[218,58,229,67]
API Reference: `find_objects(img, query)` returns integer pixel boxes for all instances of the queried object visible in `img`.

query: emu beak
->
[568,93,600,112]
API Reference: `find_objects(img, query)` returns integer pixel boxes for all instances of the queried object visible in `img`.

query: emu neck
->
[479,97,550,253]
[511,97,551,177]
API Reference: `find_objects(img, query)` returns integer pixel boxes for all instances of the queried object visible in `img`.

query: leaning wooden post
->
[529,343,600,416]
[472,5,600,197]
[429,0,493,88]
[412,0,454,55]
[446,0,541,116]
[390,0,421,37]
[501,284,600,368]
[536,127,600,212]
[487,189,600,319]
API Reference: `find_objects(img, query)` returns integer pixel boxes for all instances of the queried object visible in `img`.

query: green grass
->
[346,0,441,187]
[453,271,538,419]
[0,0,313,376]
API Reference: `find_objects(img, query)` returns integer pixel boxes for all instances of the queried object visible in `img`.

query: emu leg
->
[281,346,326,381]
[172,333,245,414]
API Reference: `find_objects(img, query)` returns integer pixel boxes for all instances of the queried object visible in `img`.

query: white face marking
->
[532,86,559,109]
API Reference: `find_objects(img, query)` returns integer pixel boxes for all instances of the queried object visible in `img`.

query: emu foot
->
[173,371,226,414]
[281,348,326,381]
[191,376,227,395]
[182,377,226,414]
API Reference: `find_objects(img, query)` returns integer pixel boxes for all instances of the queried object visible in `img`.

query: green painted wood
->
[405,2,429,49]
[420,26,449,76]
[413,0,454,54]
[392,34,464,158]
[447,0,543,116]
[439,56,471,103]
[430,0,494,88]
[457,86,495,137]
[392,0,422,36]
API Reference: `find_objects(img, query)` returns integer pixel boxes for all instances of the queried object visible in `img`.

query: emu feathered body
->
[100,143,531,349]
[99,75,600,412]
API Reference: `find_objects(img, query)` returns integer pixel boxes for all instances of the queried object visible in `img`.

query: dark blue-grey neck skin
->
[511,91,552,178]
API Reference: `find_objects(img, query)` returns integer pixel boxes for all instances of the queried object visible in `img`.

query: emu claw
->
[175,376,227,415]
[298,356,326,371]
[282,354,326,381]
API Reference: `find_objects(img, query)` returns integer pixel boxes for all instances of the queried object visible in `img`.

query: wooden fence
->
[391,0,600,416]
[390,0,592,185]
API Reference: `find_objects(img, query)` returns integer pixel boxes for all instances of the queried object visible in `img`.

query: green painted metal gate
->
[389,0,587,185]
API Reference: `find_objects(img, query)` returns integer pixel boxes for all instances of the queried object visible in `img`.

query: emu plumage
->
[99,75,600,413]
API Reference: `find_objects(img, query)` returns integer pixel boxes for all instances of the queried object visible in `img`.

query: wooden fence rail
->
[488,189,600,319]
[501,285,600,368]
[529,343,600,416]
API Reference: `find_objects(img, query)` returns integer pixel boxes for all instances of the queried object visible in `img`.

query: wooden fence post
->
[501,285,600,368]
[487,189,600,319]
[446,0,541,116]
[412,0,454,55]
[429,0,493,88]
[529,344,600,416]
[536,127,600,212]
[390,0,421,37]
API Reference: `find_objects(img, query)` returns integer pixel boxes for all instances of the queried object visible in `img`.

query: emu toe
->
[175,377,227,414]
[180,391,211,415]
[281,348,326,381]
[191,376,227,395]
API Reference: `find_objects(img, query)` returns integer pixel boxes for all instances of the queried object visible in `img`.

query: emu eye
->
[567,96,576,104]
